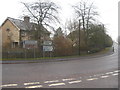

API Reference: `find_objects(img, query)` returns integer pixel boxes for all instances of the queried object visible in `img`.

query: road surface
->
[1,43,119,88]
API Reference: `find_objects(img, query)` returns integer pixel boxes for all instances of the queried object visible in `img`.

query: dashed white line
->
[96,74,105,76]
[112,73,118,76]
[95,74,103,76]
[114,70,119,73]
[44,80,59,83]
[48,83,65,87]
[25,85,43,88]
[89,76,92,78]
[87,78,98,81]
[68,80,82,84]
[24,82,40,85]
[105,72,114,74]
[93,75,97,77]
[0,84,18,87]
[62,78,76,81]
[100,75,109,78]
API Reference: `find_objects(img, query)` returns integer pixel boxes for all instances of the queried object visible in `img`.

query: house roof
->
[2,17,50,34]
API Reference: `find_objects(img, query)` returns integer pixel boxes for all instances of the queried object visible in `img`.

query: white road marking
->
[114,70,119,73]
[93,75,97,77]
[0,84,18,87]
[87,78,98,81]
[112,73,118,76]
[24,82,40,85]
[25,85,43,88]
[96,74,103,76]
[100,75,109,78]
[89,76,92,78]
[96,74,105,76]
[105,72,114,74]
[62,78,76,81]
[48,83,65,87]
[68,80,82,84]
[44,80,59,83]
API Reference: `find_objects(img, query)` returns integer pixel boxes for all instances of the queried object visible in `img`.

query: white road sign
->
[43,46,53,51]
[23,40,37,49]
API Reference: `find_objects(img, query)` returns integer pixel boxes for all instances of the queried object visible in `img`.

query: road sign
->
[43,46,53,51]
[43,41,52,45]
[23,40,37,49]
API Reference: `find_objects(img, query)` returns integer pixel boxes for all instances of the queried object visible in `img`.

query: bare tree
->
[73,0,98,51]
[22,0,60,26]
[22,0,60,48]
[67,19,78,33]
[66,19,79,42]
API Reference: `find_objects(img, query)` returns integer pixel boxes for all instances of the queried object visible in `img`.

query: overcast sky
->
[0,0,119,41]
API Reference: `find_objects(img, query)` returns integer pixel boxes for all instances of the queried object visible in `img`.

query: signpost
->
[43,41,52,46]
[43,40,53,57]
[23,40,37,49]
[43,46,53,52]
[23,40,37,58]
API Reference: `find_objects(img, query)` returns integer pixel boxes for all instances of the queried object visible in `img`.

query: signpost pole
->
[33,48,35,58]
[25,49,26,60]
[43,41,53,58]
[43,51,45,57]
[50,52,52,57]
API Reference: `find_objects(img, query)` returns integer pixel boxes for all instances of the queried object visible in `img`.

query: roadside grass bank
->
[1,47,111,61]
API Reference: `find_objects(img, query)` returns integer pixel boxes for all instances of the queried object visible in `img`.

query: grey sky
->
[0,0,119,41]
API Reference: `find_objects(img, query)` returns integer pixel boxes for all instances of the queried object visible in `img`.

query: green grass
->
[1,47,111,61]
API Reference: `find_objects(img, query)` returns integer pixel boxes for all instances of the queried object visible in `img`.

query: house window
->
[6,28,10,31]
[12,42,19,48]
[21,31,26,37]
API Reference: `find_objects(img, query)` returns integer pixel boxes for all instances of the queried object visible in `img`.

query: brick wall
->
[1,19,20,48]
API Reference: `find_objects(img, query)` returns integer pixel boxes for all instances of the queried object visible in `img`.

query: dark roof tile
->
[7,17,50,34]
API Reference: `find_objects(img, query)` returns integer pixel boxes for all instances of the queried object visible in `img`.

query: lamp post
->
[78,19,81,55]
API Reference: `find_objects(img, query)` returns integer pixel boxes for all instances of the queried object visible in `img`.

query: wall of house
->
[21,30,30,41]
[1,19,20,48]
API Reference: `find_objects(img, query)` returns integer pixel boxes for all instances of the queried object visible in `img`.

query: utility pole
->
[103,24,106,49]
[79,19,81,55]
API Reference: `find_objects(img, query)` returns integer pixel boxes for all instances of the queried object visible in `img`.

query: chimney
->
[24,16,30,23]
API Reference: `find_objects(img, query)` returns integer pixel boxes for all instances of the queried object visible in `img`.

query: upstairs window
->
[6,28,10,31]
[21,31,26,37]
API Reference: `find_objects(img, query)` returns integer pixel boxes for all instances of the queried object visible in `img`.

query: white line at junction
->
[112,73,118,76]
[44,80,59,83]
[68,80,82,84]
[87,78,98,81]
[25,85,43,88]
[62,78,76,81]
[114,70,119,73]
[0,84,18,87]
[105,72,114,74]
[48,83,65,87]
[100,75,109,78]
[24,82,40,85]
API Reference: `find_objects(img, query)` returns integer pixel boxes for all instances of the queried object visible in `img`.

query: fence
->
[2,48,43,59]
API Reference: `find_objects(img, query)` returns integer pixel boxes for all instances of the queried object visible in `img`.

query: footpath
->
[1,47,114,64]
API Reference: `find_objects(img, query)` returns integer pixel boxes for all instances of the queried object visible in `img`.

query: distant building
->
[1,16,51,48]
